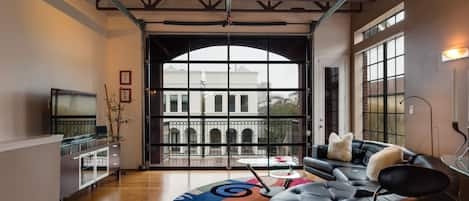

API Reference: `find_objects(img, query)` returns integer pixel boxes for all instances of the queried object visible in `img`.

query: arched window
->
[185,128,198,144]
[210,129,222,146]
[186,128,198,155]
[241,129,254,154]
[209,129,222,155]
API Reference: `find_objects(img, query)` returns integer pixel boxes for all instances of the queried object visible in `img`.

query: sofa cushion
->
[270,182,358,201]
[366,146,403,181]
[304,157,335,173]
[327,133,353,162]
[304,157,366,174]
[361,141,388,165]
[333,167,368,181]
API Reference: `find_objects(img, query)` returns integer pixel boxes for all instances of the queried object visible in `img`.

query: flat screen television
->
[50,88,97,141]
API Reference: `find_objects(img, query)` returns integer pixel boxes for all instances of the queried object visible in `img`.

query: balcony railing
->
[152,119,304,167]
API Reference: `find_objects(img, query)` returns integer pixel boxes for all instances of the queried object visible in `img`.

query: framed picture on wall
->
[120,88,131,103]
[120,70,132,85]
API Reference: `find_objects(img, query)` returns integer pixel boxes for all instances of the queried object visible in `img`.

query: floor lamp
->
[400,96,434,156]
[442,47,469,159]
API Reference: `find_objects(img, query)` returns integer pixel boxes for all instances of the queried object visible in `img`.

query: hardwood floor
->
[66,170,275,201]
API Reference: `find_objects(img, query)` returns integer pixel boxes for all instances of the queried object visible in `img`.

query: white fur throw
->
[327,132,353,162]
[366,146,403,181]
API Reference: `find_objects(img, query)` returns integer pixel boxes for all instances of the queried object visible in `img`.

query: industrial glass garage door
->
[144,35,311,169]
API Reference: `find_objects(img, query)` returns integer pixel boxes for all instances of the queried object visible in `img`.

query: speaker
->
[96,126,107,138]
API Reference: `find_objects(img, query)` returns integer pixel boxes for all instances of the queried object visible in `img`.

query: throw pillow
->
[327,132,353,162]
[366,146,403,181]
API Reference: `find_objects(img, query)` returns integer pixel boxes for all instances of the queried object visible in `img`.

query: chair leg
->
[372,186,383,201]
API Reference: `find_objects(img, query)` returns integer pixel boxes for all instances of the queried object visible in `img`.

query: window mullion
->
[383,43,388,143]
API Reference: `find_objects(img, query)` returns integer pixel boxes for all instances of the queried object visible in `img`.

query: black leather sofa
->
[303,140,430,182]
[270,140,448,201]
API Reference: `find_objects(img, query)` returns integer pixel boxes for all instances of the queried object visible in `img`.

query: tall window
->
[241,95,248,112]
[229,95,236,112]
[214,95,223,112]
[363,35,405,145]
[170,95,178,112]
[182,95,188,112]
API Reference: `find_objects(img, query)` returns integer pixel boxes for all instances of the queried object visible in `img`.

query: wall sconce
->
[442,47,469,62]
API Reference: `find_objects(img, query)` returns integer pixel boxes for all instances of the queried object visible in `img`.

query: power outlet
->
[409,105,414,115]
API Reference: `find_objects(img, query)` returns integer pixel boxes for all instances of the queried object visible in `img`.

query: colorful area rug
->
[173,176,313,201]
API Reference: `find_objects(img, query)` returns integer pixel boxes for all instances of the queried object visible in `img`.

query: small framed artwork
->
[120,88,132,103]
[120,70,132,85]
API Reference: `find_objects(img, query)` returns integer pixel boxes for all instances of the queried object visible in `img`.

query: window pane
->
[387,58,396,77]
[387,40,395,58]
[269,119,304,143]
[369,64,377,80]
[190,64,228,88]
[370,47,378,64]
[386,16,396,27]
[164,64,187,88]
[396,11,405,23]
[241,95,249,112]
[190,45,227,61]
[377,97,384,113]
[396,76,405,93]
[378,22,386,31]
[229,95,236,112]
[396,56,404,75]
[387,95,396,113]
[270,92,302,116]
[377,62,384,79]
[397,114,405,134]
[269,64,300,89]
[229,64,267,88]
[396,95,405,113]
[190,91,227,115]
[378,45,384,62]
[182,95,188,112]
[396,36,405,56]
[163,95,167,112]
[230,45,267,61]
[387,114,396,134]
[170,95,178,112]
[214,95,223,112]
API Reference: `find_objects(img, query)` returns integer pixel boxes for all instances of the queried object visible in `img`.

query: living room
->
[0,0,468,201]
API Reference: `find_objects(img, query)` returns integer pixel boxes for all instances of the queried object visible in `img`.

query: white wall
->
[102,17,143,169]
[313,14,351,144]
[0,0,107,141]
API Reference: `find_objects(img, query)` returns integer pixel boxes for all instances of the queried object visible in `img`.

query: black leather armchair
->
[373,165,450,201]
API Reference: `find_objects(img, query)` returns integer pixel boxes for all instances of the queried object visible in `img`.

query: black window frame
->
[363,10,405,40]
[145,35,312,169]
[363,35,405,145]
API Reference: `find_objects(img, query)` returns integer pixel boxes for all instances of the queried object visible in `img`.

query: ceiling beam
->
[110,0,146,31]
[97,0,362,13]
[311,0,348,32]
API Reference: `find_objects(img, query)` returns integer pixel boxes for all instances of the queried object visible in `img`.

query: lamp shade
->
[442,48,469,62]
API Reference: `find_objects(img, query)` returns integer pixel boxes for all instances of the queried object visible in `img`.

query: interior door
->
[324,67,339,143]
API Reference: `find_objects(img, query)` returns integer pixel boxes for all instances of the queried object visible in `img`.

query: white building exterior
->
[162,66,265,156]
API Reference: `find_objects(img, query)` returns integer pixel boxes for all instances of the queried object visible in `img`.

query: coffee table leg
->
[284,179,292,189]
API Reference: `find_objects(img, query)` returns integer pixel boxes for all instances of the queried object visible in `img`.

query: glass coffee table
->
[237,156,300,197]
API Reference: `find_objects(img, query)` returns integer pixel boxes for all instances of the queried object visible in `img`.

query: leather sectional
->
[270,140,445,201]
